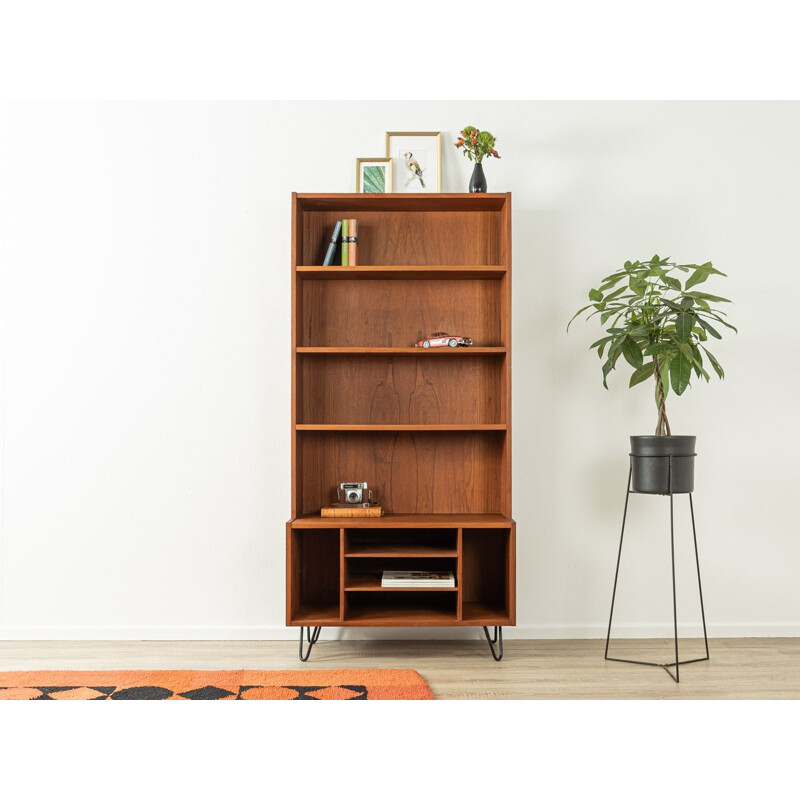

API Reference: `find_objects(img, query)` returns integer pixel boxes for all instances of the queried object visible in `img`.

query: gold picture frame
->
[385,131,442,193]
[356,157,393,193]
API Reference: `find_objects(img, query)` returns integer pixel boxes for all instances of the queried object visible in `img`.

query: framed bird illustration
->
[385,131,442,193]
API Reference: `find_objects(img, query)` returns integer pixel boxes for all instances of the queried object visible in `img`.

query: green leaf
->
[660,298,685,313]
[603,286,627,303]
[670,352,692,395]
[689,345,710,380]
[629,277,646,297]
[675,312,694,342]
[629,361,655,387]
[663,275,682,291]
[695,316,721,339]
[590,335,614,350]
[601,351,618,389]
[589,288,603,302]
[684,269,710,290]
[680,296,695,308]
[699,311,738,333]
[644,342,675,356]
[684,291,731,303]
[621,337,643,369]
[566,304,593,331]
[598,274,626,292]
[701,346,725,379]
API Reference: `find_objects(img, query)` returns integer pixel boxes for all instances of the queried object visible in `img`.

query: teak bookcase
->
[287,193,515,660]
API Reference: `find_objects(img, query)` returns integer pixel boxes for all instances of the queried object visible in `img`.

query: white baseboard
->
[1,622,799,641]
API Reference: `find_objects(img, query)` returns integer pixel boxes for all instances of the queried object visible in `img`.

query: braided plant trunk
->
[653,356,672,436]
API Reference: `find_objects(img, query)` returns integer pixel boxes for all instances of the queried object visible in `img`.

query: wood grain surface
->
[3,639,797,700]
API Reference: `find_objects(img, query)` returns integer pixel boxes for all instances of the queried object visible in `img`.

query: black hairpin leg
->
[482,626,503,661]
[298,626,321,662]
[605,455,709,683]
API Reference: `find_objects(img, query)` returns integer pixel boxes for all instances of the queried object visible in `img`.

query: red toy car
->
[414,332,473,348]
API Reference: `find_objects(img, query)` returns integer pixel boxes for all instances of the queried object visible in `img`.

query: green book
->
[341,218,349,266]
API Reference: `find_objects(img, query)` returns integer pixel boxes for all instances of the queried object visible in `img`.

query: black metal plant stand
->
[605,454,709,683]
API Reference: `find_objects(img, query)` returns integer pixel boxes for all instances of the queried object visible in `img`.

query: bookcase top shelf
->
[294,192,510,212]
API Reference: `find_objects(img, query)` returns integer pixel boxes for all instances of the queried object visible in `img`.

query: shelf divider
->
[296,346,506,355]
[296,265,507,280]
[296,424,506,432]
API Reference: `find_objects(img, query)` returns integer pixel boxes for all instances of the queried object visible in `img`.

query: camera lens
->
[347,491,358,502]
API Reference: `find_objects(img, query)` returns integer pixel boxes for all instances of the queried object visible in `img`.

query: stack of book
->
[322,218,358,266]
[381,570,455,588]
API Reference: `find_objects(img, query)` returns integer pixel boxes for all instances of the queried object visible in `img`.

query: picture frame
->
[385,131,442,193]
[356,157,393,194]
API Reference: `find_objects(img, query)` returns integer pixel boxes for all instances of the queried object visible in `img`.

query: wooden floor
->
[1,637,798,699]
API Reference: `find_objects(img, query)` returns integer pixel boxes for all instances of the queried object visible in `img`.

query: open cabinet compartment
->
[298,354,505,425]
[296,195,507,267]
[300,278,504,348]
[286,527,341,624]
[460,527,514,623]
[297,430,506,516]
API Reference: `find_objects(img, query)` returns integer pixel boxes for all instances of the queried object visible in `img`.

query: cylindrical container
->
[630,435,696,494]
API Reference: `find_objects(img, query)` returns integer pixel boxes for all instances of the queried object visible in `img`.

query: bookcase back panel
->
[301,210,503,267]
[299,431,504,515]
[301,279,503,347]
[299,355,504,425]
[297,530,340,606]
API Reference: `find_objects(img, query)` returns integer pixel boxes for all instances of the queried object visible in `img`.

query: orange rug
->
[0,669,433,700]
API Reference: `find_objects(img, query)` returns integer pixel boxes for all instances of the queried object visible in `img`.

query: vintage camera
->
[338,481,373,505]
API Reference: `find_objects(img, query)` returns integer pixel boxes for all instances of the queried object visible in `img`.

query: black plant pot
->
[469,162,487,193]
[630,435,696,494]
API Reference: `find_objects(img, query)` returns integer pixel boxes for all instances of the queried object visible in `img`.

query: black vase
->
[630,435,696,494]
[469,162,487,193]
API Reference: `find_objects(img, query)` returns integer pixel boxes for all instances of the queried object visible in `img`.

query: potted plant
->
[569,255,736,493]
[455,126,501,193]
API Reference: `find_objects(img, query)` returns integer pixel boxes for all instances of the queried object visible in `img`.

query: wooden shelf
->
[295,192,510,212]
[345,575,457,592]
[296,424,507,432]
[460,602,512,625]
[296,346,507,355]
[291,604,341,624]
[346,543,458,558]
[292,513,513,528]
[290,513,513,528]
[342,604,458,626]
[296,266,507,280]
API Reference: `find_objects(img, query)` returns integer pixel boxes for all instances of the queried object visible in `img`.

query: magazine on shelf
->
[381,570,455,588]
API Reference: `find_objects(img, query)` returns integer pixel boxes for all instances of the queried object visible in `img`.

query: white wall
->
[1,101,798,640]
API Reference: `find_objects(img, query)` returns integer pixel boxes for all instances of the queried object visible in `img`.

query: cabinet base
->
[295,625,505,661]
